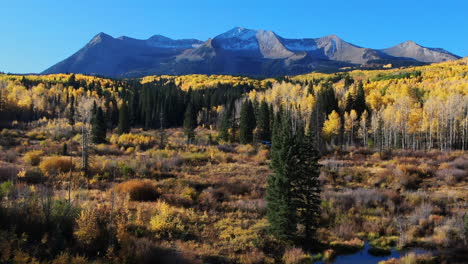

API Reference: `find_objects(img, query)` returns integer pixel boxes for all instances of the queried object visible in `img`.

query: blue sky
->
[1,0,467,73]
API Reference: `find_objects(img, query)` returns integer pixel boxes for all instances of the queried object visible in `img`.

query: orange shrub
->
[39,156,74,176]
[115,179,160,201]
[282,247,311,264]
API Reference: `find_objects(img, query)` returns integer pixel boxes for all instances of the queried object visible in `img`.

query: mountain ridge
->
[43,27,461,77]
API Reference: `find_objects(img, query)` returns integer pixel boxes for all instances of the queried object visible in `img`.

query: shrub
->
[74,207,111,255]
[239,249,266,264]
[26,131,48,140]
[400,253,436,264]
[369,236,398,256]
[39,156,74,176]
[252,148,269,165]
[94,143,122,156]
[149,201,185,239]
[215,217,263,252]
[323,249,335,261]
[235,144,256,156]
[282,247,312,264]
[110,133,156,149]
[23,150,44,166]
[181,152,210,165]
[18,167,44,184]
[115,179,159,201]
[0,162,20,181]
[330,238,365,253]
[0,181,14,199]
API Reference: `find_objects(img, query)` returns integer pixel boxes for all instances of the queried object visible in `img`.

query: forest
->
[0,58,467,264]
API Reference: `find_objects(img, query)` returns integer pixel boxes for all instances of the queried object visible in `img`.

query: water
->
[314,242,432,264]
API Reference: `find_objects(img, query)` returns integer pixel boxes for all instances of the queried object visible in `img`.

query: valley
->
[0,58,467,264]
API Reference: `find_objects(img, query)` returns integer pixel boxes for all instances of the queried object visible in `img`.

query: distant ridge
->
[43,27,461,77]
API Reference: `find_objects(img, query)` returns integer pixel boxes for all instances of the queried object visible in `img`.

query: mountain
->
[43,27,461,77]
[381,40,460,63]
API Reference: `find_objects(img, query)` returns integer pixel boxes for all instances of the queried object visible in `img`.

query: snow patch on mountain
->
[214,27,259,50]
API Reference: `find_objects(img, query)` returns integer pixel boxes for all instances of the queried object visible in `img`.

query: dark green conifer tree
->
[291,130,321,245]
[68,95,75,126]
[118,101,130,134]
[257,100,271,141]
[266,110,296,241]
[267,110,322,244]
[183,103,197,143]
[239,99,256,144]
[91,105,107,144]
[354,81,367,116]
[218,104,232,142]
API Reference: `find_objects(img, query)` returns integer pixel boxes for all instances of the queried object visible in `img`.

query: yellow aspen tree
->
[323,110,341,144]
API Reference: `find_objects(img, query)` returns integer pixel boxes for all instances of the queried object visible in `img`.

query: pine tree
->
[118,101,130,134]
[267,111,322,244]
[183,103,197,143]
[91,106,107,144]
[354,81,367,116]
[291,131,321,245]
[257,100,271,141]
[219,104,232,141]
[68,95,75,126]
[267,111,296,241]
[239,99,256,144]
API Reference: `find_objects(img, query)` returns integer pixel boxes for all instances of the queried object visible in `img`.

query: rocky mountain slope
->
[43,27,461,77]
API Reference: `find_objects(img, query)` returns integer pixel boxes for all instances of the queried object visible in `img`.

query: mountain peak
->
[383,40,460,63]
[217,27,258,39]
[400,40,420,47]
[90,32,113,45]
[148,34,173,41]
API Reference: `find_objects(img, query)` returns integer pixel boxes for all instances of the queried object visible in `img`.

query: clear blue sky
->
[1,0,467,73]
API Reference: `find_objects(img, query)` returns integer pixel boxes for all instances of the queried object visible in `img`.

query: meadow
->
[0,124,466,263]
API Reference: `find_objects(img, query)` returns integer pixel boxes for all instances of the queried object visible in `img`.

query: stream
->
[314,242,432,264]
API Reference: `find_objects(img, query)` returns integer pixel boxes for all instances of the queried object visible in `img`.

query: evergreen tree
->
[118,101,130,134]
[267,111,296,241]
[183,103,197,143]
[91,106,107,144]
[354,81,367,116]
[257,100,271,141]
[291,131,321,245]
[267,111,322,244]
[62,143,68,156]
[68,95,75,126]
[219,104,232,142]
[239,99,256,144]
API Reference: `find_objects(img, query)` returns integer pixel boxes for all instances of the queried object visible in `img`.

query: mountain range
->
[42,27,461,77]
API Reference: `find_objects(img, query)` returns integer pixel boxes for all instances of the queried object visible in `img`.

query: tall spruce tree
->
[118,101,130,134]
[354,81,367,116]
[68,95,75,126]
[292,130,321,245]
[257,100,271,141]
[267,110,296,241]
[267,110,322,244]
[219,103,232,142]
[91,105,107,144]
[183,103,197,143]
[239,99,256,144]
